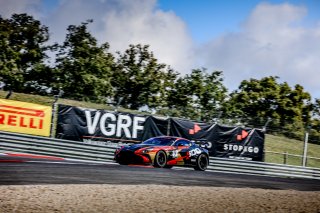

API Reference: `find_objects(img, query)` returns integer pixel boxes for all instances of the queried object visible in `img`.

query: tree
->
[312,99,320,118]
[55,20,114,102]
[112,44,178,110]
[227,76,312,139]
[0,14,50,92]
[165,68,227,121]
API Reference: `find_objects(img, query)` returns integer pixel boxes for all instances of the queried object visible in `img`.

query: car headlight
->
[142,148,153,154]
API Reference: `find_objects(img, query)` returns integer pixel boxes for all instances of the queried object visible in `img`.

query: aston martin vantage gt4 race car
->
[114,136,209,171]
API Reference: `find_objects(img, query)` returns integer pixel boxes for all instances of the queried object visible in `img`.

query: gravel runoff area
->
[1,184,320,213]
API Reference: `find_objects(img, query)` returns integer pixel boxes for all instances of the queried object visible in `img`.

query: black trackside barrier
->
[56,104,264,161]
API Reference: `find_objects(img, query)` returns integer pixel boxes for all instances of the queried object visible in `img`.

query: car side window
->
[174,139,191,147]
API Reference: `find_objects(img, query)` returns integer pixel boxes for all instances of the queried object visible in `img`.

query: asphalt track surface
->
[1,155,320,191]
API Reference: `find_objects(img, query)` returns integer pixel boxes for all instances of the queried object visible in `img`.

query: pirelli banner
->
[0,99,52,136]
[56,105,264,161]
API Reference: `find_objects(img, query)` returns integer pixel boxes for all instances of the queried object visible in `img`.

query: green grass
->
[265,134,320,168]
[0,90,143,114]
[1,90,320,168]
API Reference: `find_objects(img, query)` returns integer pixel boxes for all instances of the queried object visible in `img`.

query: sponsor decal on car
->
[189,148,202,157]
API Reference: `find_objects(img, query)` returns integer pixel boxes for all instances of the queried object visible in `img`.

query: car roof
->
[150,136,190,141]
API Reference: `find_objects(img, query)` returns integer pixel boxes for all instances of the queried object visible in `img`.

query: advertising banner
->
[56,104,264,160]
[169,118,264,161]
[0,99,52,136]
[56,105,147,146]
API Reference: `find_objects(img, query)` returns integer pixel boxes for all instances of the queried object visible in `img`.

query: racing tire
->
[153,150,167,168]
[164,165,173,169]
[194,154,209,171]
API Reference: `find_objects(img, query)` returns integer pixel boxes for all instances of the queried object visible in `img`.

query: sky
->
[1,0,320,98]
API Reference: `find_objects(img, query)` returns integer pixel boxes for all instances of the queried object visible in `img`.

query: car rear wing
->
[191,139,212,149]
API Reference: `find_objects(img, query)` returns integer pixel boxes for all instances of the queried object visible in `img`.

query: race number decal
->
[170,150,178,158]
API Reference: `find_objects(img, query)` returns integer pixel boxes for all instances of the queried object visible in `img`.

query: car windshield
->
[142,137,175,146]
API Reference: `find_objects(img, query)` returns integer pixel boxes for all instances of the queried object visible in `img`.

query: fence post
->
[283,152,288,165]
[302,131,309,167]
[167,118,171,136]
[262,117,271,132]
[50,95,59,138]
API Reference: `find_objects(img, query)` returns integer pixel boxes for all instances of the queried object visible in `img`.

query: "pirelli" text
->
[0,114,44,129]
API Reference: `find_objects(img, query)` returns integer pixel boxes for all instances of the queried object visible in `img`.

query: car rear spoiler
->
[192,139,212,149]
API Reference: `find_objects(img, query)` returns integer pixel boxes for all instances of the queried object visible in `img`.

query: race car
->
[114,136,209,171]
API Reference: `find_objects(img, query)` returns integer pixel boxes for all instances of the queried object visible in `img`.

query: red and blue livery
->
[114,136,209,171]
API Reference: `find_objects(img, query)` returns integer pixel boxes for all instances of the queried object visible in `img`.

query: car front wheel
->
[153,150,167,168]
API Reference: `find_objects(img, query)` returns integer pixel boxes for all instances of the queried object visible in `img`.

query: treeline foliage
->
[1,14,320,143]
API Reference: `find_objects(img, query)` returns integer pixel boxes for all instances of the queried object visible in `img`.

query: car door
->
[173,139,191,165]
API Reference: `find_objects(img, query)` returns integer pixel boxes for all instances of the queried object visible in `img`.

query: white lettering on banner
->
[100,113,116,136]
[223,144,260,154]
[85,111,145,139]
[206,142,212,149]
[116,114,132,138]
[132,116,145,138]
[85,111,101,134]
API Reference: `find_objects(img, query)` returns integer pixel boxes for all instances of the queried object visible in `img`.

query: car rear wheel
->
[194,154,208,171]
[153,150,167,168]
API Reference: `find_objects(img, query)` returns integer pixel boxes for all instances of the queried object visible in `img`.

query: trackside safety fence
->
[0,131,320,180]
